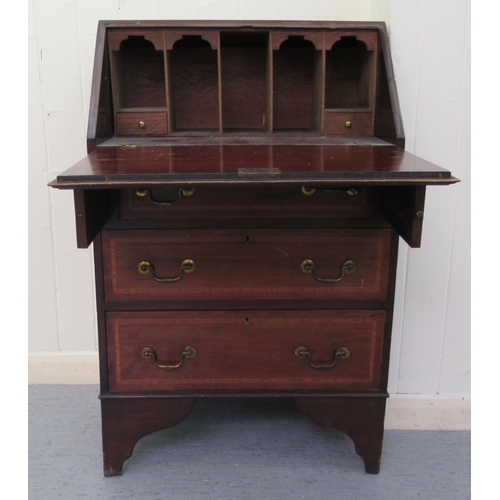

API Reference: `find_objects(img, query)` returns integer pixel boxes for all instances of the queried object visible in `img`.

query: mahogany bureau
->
[49,21,459,476]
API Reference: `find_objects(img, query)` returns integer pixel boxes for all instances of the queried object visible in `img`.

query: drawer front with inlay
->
[106,310,386,392]
[102,228,391,302]
[119,185,373,220]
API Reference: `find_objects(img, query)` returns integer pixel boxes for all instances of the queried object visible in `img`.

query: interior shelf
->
[110,34,166,110]
[105,28,386,140]
[220,31,269,132]
[168,35,220,132]
[325,37,374,110]
[273,35,322,132]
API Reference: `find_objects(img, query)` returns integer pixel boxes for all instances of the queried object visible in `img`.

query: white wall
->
[387,0,470,397]
[28,1,470,422]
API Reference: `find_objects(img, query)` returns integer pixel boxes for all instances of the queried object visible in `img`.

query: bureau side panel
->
[380,186,426,248]
[379,228,399,391]
[74,189,110,248]
[93,233,109,393]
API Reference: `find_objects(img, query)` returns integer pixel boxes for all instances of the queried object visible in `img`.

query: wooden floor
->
[29,385,470,500]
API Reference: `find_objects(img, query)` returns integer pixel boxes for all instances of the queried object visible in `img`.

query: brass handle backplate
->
[301,186,359,196]
[301,259,356,283]
[138,259,195,282]
[140,346,197,370]
[136,187,195,206]
[295,346,350,370]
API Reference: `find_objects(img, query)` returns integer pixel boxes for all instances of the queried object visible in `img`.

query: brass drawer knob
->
[295,346,350,370]
[345,121,352,128]
[136,187,195,206]
[301,259,356,283]
[138,259,195,282]
[138,120,145,129]
[140,346,197,370]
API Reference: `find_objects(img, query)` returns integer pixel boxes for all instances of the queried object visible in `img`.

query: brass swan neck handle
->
[138,259,195,283]
[136,187,195,206]
[301,186,359,196]
[301,259,356,283]
[140,346,197,370]
[295,346,351,370]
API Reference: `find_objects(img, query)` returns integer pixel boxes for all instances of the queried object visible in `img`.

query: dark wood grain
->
[271,31,324,51]
[73,189,109,249]
[87,22,112,152]
[221,46,268,130]
[170,43,219,131]
[93,233,109,393]
[85,22,404,143]
[324,110,373,136]
[295,395,387,473]
[52,21,460,477]
[109,35,167,115]
[379,229,400,391]
[98,21,392,29]
[325,30,377,51]
[102,298,387,312]
[373,29,405,148]
[324,37,375,109]
[116,111,167,135]
[101,228,391,302]
[85,21,400,147]
[100,396,195,476]
[106,310,386,392]
[123,49,166,108]
[108,29,166,52]
[104,213,389,231]
[381,185,426,248]
[273,43,318,130]
[50,144,458,188]
[118,184,373,220]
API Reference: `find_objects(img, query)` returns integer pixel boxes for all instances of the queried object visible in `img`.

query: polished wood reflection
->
[51,143,457,187]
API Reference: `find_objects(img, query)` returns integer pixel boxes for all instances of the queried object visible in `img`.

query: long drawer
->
[102,228,391,302]
[118,185,373,220]
[106,310,386,392]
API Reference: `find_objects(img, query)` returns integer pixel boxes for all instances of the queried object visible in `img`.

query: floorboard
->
[29,385,471,500]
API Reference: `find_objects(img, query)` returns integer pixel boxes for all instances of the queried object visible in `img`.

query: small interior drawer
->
[106,310,386,392]
[102,228,391,303]
[116,112,167,135]
[324,111,373,136]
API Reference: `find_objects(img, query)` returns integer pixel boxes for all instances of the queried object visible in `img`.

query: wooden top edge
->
[99,391,390,399]
[99,20,387,30]
[49,176,460,190]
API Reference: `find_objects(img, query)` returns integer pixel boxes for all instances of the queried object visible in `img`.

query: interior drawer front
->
[119,185,373,220]
[107,310,386,392]
[324,111,373,136]
[116,112,167,135]
[102,229,391,302]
